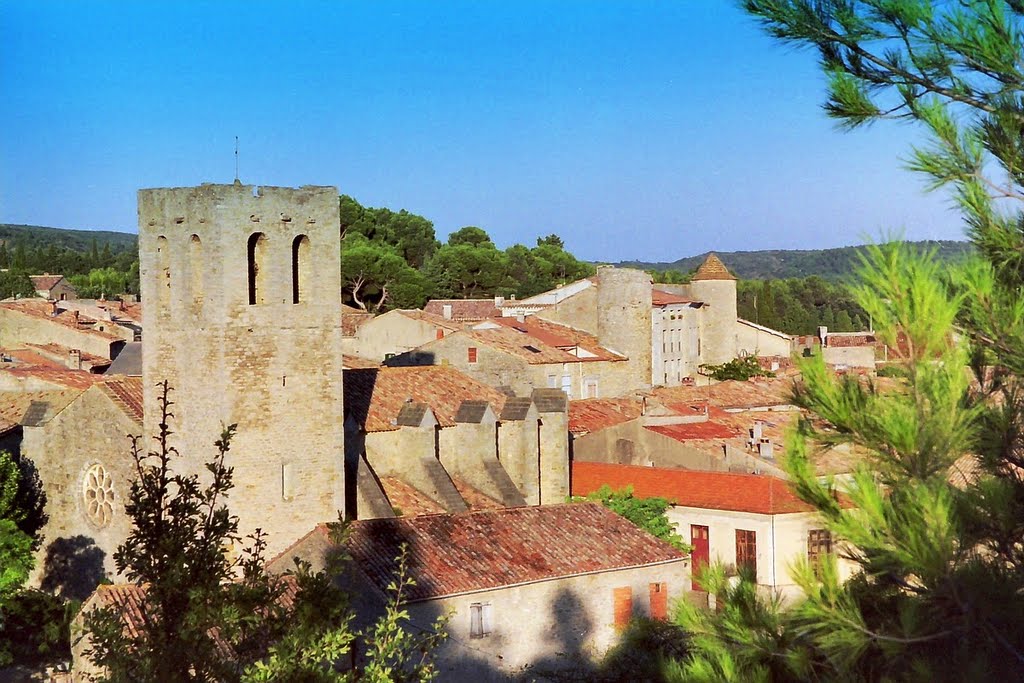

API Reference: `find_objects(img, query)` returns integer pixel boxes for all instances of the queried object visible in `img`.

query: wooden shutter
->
[613,586,632,629]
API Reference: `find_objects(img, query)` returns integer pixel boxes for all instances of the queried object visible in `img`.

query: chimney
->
[72,310,80,324]
[516,314,525,323]
[119,299,126,311]
[442,304,452,320]
[758,439,774,460]
[494,295,505,307]
[67,349,82,370]
[49,300,58,316]
[751,420,764,442]
[818,326,828,346]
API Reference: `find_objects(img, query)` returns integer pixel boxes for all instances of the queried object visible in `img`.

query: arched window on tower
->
[292,235,310,304]
[156,236,170,307]
[189,234,203,305]
[248,232,267,305]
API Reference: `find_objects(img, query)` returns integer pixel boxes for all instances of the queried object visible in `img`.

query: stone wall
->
[348,310,450,362]
[138,183,345,558]
[596,267,652,390]
[689,279,738,365]
[23,387,139,593]
[735,320,793,358]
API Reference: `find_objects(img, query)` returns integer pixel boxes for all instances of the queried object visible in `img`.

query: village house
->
[29,274,77,301]
[387,315,634,399]
[423,297,504,322]
[342,308,462,362]
[268,503,690,681]
[572,461,855,602]
[0,299,130,361]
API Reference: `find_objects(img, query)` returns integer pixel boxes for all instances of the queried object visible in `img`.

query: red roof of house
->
[461,318,626,365]
[571,461,834,515]
[29,274,66,291]
[99,377,144,425]
[653,378,794,410]
[332,502,684,601]
[644,421,740,441]
[0,299,121,341]
[424,299,502,322]
[651,289,695,306]
[396,309,463,331]
[341,307,374,336]
[825,332,877,347]
[569,398,644,435]
[344,365,508,432]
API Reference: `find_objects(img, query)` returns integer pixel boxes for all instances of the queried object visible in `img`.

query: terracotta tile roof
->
[344,366,508,433]
[652,289,695,306]
[0,299,121,340]
[451,478,505,510]
[99,377,144,425]
[464,327,579,364]
[23,342,112,369]
[343,354,380,369]
[825,332,877,347]
[690,253,736,281]
[0,366,106,391]
[424,299,501,322]
[488,317,625,361]
[341,307,374,336]
[380,477,446,516]
[0,389,81,432]
[645,421,740,441]
[653,378,794,410]
[462,318,626,366]
[396,309,463,331]
[339,502,684,601]
[29,274,65,291]
[571,461,839,515]
[569,398,644,435]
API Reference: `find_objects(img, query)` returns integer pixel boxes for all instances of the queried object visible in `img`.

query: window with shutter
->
[470,602,492,638]
[735,529,757,578]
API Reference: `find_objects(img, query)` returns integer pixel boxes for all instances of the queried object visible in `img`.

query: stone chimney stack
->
[67,349,82,370]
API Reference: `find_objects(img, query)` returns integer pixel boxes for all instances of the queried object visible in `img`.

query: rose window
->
[83,463,114,527]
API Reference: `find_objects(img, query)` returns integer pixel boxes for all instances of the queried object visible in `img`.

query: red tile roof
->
[572,461,826,515]
[825,332,877,347]
[23,342,111,369]
[644,421,740,441]
[0,299,121,341]
[29,274,66,292]
[691,253,736,281]
[0,389,81,433]
[380,477,446,516]
[451,478,505,510]
[0,366,106,391]
[344,365,508,432]
[653,378,794,410]
[569,398,644,435]
[651,289,695,306]
[341,307,374,336]
[99,377,144,425]
[337,502,684,601]
[424,299,501,322]
[396,309,463,331]
[463,318,626,365]
[342,354,380,369]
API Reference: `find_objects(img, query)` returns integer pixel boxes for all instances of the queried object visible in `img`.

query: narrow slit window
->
[292,234,310,303]
[189,234,203,304]
[247,232,267,305]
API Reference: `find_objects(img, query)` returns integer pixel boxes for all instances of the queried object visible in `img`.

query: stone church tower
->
[138,183,344,557]
[689,253,738,365]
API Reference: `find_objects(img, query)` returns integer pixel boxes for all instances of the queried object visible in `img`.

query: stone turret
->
[689,253,738,365]
[138,183,345,557]
[595,266,653,390]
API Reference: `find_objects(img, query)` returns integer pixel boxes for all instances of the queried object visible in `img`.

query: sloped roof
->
[424,299,501,322]
[691,254,736,281]
[105,342,142,376]
[380,477,446,516]
[342,354,379,369]
[395,309,463,331]
[825,332,877,347]
[652,289,696,306]
[23,342,112,370]
[344,365,508,433]
[29,274,66,291]
[341,307,374,336]
[569,398,644,435]
[645,421,740,441]
[572,461,835,515]
[99,377,144,425]
[451,478,505,510]
[0,299,121,341]
[653,378,794,410]
[0,389,81,433]
[0,366,106,391]
[339,502,684,601]
[487,316,625,361]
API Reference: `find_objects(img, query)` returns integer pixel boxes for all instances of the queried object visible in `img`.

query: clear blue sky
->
[0,1,962,262]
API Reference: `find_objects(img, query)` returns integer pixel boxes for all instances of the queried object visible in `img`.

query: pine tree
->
[666,2,1024,680]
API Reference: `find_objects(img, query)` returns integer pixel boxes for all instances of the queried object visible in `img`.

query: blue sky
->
[0,1,962,262]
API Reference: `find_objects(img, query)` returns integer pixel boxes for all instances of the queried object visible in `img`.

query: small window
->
[560,374,571,398]
[807,529,833,568]
[468,347,478,363]
[736,529,757,578]
[292,235,311,304]
[436,328,444,340]
[281,462,295,501]
[613,586,632,629]
[247,232,267,305]
[547,375,558,388]
[470,602,492,638]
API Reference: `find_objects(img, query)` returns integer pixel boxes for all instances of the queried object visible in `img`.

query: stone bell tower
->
[138,182,344,556]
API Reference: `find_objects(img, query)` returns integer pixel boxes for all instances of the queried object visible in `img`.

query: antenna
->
[234,136,239,182]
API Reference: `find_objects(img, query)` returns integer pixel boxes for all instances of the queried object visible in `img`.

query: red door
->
[691,525,710,591]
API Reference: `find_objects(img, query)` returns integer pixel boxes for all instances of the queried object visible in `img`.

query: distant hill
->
[612,240,974,280]
[0,223,137,253]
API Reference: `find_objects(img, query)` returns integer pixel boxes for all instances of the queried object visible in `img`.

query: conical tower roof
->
[691,253,736,281]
